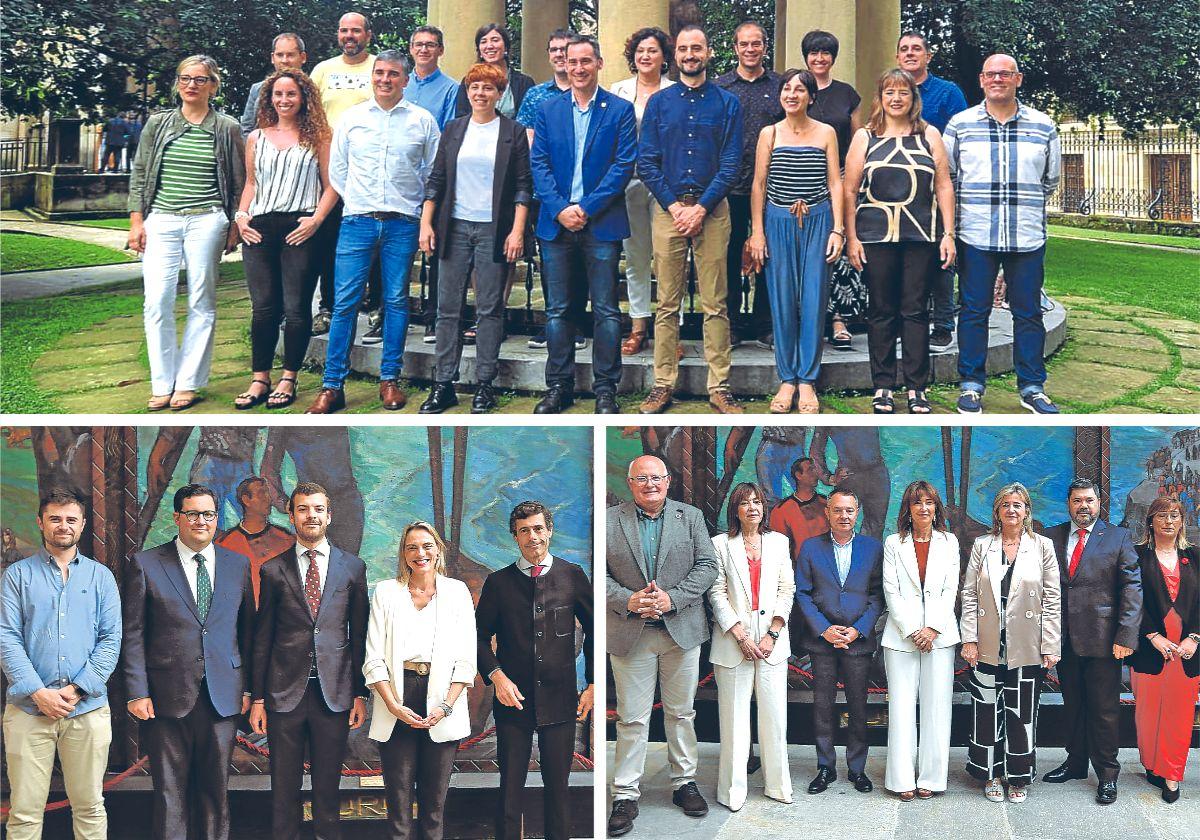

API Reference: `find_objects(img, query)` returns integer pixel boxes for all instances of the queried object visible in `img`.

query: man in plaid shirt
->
[943,54,1062,415]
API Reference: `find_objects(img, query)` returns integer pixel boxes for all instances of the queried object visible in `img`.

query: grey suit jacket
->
[606,499,718,656]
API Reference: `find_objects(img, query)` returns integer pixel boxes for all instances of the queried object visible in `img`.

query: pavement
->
[604,742,1199,840]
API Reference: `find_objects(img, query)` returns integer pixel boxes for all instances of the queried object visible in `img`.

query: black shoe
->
[471,382,498,414]
[1146,770,1165,789]
[418,382,458,414]
[533,386,574,414]
[1162,784,1181,804]
[747,753,762,775]
[929,327,953,348]
[595,392,620,414]
[848,771,874,793]
[672,781,708,817]
[1096,781,1117,805]
[754,333,774,351]
[808,766,837,794]
[1043,762,1088,783]
[607,799,638,836]
[361,321,384,345]
[422,323,437,344]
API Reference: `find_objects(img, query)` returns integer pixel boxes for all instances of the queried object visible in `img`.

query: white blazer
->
[363,575,477,743]
[708,532,796,667]
[882,530,962,651]
[610,75,676,124]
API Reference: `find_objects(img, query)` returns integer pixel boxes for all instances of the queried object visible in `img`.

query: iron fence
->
[0,137,46,173]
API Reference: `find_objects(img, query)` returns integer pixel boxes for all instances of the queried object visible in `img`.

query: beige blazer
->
[610,75,676,125]
[708,532,795,667]
[959,533,1061,668]
[363,576,477,743]
[881,530,962,651]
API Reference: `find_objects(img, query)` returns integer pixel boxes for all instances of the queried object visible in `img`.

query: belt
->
[403,661,431,676]
[364,211,419,223]
[154,205,223,217]
[677,194,699,207]
[643,620,666,629]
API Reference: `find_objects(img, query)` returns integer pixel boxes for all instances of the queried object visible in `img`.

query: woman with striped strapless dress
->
[748,69,844,414]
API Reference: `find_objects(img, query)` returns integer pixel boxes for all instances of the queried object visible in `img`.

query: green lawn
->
[1049,224,1200,250]
[1044,237,1200,321]
[1,231,133,272]
[73,217,131,231]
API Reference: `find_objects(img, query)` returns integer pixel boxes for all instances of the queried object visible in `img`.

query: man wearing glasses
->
[122,483,256,840]
[606,455,718,835]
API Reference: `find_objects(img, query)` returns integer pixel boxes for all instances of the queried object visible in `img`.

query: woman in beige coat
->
[960,483,1061,804]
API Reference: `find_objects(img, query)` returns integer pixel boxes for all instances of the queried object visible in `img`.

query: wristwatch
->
[438,701,453,716]
[1188,633,1200,643]
[766,629,780,641]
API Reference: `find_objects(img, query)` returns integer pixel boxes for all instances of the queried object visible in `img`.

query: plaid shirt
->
[943,101,1061,252]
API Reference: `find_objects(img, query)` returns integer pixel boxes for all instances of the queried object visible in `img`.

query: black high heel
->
[1162,783,1180,803]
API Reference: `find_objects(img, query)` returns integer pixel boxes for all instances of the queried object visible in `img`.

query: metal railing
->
[0,137,46,173]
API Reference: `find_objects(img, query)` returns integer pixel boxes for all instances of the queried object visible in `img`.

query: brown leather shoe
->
[639,386,673,414]
[709,388,743,414]
[621,330,647,355]
[305,388,346,414]
[379,379,407,410]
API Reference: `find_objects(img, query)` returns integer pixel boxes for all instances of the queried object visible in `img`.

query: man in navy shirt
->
[638,25,743,415]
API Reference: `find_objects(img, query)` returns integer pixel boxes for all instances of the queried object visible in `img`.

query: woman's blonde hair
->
[1140,495,1191,550]
[865,68,927,136]
[175,55,222,95]
[396,521,448,583]
[990,482,1035,536]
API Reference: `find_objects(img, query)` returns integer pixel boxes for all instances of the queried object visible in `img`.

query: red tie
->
[530,564,543,578]
[304,550,321,618]
[1068,529,1086,578]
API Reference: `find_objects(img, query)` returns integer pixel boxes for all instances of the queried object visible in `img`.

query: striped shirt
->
[942,101,1061,252]
[248,134,321,216]
[152,127,222,212]
[766,145,830,206]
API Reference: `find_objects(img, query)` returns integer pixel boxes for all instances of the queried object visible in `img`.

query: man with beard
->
[251,482,369,838]
[769,456,830,561]
[216,475,295,605]
[0,489,121,840]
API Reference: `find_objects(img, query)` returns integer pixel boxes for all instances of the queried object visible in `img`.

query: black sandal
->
[235,378,272,410]
[267,376,298,409]
[831,323,854,351]
[872,391,895,414]
[907,390,932,414]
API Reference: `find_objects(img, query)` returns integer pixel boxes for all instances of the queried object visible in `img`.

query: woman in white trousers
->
[882,480,961,800]
[708,481,796,810]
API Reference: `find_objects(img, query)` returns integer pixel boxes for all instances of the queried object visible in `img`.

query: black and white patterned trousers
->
[966,662,1044,786]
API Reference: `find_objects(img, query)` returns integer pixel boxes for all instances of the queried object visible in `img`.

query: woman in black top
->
[454,23,535,119]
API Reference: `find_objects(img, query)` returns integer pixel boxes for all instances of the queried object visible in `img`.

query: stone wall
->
[1,173,36,209]
[32,172,129,219]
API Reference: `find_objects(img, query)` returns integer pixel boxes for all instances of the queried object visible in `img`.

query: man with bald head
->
[606,455,718,834]
[943,54,1061,416]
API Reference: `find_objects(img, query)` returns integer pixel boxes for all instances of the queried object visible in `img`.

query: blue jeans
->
[539,230,622,393]
[956,242,1047,395]
[322,214,418,389]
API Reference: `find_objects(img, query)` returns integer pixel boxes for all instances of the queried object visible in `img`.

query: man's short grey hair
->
[272,32,306,53]
[375,49,410,74]
[567,34,601,60]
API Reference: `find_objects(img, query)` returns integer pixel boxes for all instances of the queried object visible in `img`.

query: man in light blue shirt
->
[307,49,441,414]
[406,25,459,131]
[0,489,121,840]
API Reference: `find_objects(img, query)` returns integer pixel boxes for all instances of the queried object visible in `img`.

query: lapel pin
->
[675,511,683,519]
[601,101,607,108]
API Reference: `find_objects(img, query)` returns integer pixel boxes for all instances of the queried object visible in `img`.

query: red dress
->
[1131,560,1200,782]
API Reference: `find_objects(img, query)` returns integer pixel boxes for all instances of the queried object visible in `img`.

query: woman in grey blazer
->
[960,482,1061,804]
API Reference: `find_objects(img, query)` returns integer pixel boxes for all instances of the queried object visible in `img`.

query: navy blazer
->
[794,532,885,656]
[530,87,637,242]
[121,541,255,719]
[1047,519,1143,656]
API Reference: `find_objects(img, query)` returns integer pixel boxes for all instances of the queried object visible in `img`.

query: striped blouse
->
[152,127,222,212]
[766,145,829,206]
[248,135,321,216]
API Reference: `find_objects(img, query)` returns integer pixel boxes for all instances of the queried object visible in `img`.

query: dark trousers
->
[1058,649,1123,782]
[378,672,457,840]
[269,679,351,840]
[725,192,770,340]
[315,201,381,313]
[434,219,506,383]
[143,688,237,840]
[243,211,317,371]
[495,717,574,840]
[862,241,937,390]
[810,650,870,774]
[929,265,957,333]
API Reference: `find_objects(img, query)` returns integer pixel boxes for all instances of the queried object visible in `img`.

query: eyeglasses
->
[548,45,568,54]
[179,510,218,523]
[178,75,213,87]
[630,475,668,486]
[411,41,440,51]
[1153,511,1183,521]
[981,70,1018,80]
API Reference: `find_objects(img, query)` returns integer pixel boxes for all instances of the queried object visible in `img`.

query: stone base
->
[306,299,1068,396]
[31,171,129,219]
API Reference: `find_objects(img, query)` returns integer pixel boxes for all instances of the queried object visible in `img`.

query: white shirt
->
[1066,520,1098,563]
[452,116,500,222]
[295,539,331,593]
[516,554,553,577]
[330,97,440,217]
[832,534,854,586]
[403,592,437,663]
[174,539,217,603]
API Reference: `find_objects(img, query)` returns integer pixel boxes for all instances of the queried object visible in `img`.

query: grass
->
[1,231,133,272]
[73,218,132,231]
[1048,224,1200,251]
[1044,237,1200,322]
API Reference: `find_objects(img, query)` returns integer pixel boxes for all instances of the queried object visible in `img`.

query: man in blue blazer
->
[123,483,256,840]
[530,33,636,415]
[794,489,884,795]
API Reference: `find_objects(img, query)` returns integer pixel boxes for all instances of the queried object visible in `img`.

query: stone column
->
[775,0,899,106]
[855,0,901,98]
[521,0,570,82]
[429,0,505,81]
[598,0,670,88]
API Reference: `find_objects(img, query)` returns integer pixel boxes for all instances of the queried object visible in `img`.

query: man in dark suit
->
[1044,478,1142,804]
[529,33,637,414]
[476,501,594,840]
[122,483,256,840]
[249,481,369,838]
[794,489,884,795]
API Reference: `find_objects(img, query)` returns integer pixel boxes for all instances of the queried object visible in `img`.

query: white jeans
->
[623,179,655,320]
[609,627,700,800]
[141,207,227,394]
[714,656,792,809]
[883,646,955,792]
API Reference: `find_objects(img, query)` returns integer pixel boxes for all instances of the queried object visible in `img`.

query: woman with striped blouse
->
[747,68,844,414]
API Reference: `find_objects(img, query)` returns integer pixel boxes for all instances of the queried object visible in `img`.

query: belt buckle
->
[679,194,699,207]
[414,662,429,676]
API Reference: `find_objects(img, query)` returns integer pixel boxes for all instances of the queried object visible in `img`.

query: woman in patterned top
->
[127,55,245,411]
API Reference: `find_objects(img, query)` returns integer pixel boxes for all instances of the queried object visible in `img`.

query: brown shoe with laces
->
[305,388,346,414]
[639,386,673,414]
[709,388,743,414]
[379,379,407,410]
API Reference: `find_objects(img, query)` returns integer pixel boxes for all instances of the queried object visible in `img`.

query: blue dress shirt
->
[917,72,969,134]
[516,80,570,129]
[0,550,122,717]
[570,91,596,203]
[406,67,460,131]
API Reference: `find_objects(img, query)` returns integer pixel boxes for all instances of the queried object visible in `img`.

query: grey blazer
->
[606,499,718,657]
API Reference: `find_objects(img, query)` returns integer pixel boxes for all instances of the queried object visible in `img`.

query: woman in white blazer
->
[882,481,961,800]
[364,521,477,839]
[708,482,796,810]
[959,483,1061,805]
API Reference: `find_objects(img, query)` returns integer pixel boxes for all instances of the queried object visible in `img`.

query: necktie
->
[193,554,212,622]
[1068,529,1086,578]
[304,550,321,618]
[530,564,543,578]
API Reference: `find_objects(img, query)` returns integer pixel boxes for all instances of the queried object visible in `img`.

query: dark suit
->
[476,557,593,840]
[1047,519,1143,782]
[122,540,255,840]
[794,532,884,775]
[252,544,369,839]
